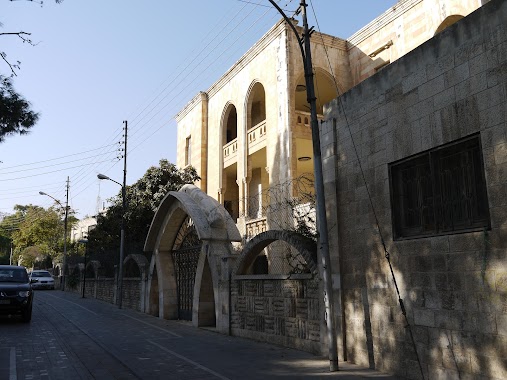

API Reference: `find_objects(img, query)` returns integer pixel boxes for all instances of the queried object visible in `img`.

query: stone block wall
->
[322,1,506,378]
[65,276,142,311]
[231,278,321,353]
[122,277,142,311]
[95,278,115,304]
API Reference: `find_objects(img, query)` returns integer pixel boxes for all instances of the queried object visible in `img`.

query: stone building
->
[142,0,502,378]
[70,215,97,242]
[322,0,506,378]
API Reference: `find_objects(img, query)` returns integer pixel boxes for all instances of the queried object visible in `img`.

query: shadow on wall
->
[330,1,507,377]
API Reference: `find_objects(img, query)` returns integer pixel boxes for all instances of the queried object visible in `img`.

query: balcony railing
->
[247,120,266,154]
[295,111,324,127]
[295,110,311,127]
[245,217,267,240]
[223,138,238,167]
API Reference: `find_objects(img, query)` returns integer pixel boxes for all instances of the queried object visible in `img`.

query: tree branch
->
[0,52,18,76]
[0,31,35,45]
[0,32,36,76]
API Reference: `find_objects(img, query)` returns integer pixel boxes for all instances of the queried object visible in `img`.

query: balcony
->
[293,111,324,137]
[223,138,238,167]
[247,120,266,154]
[245,217,267,240]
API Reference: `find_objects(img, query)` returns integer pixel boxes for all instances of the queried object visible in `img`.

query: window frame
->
[185,135,192,167]
[389,134,490,240]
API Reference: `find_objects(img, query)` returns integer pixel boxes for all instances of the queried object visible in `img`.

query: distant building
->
[70,216,97,242]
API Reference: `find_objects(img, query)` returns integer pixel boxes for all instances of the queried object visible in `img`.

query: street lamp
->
[268,1,338,371]
[39,189,69,291]
[98,173,126,309]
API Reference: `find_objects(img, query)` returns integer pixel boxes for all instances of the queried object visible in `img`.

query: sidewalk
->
[38,291,402,379]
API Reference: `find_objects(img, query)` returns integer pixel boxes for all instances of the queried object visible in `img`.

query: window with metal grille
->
[389,134,490,239]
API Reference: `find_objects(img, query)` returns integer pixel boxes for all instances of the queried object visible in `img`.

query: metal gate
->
[171,216,201,321]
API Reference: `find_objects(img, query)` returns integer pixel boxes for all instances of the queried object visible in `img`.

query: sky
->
[0,0,397,220]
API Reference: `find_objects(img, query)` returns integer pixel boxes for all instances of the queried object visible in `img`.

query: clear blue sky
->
[0,0,397,219]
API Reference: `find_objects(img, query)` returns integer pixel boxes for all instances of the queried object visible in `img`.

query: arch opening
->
[172,215,202,321]
[247,82,266,131]
[294,68,337,114]
[124,258,141,278]
[223,104,238,144]
[197,257,216,327]
[235,230,317,277]
[435,15,464,35]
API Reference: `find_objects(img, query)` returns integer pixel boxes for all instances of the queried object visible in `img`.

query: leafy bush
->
[66,273,79,290]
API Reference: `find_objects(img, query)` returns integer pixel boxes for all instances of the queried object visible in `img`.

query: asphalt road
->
[0,290,399,380]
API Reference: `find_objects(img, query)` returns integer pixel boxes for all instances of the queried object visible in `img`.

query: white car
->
[29,270,55,290]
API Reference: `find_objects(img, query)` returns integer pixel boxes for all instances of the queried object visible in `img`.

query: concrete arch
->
[233,230,318,276]
[144,185,241,329]
[435,15,465,35]
[294,67,341,114]
[124,253,148,280]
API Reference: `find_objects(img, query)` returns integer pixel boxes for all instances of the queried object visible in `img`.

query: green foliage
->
[66,273,79,290]
[87,159,200,256]
[0,234,11,264]
[0,204,73,266]
[0,251,9,265]
[1,2,66,143]
[0,76,39,143]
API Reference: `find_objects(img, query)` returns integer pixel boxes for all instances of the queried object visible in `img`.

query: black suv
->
[0,265,33,322]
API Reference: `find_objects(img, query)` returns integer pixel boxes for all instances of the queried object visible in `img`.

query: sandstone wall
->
[323,1,507,378]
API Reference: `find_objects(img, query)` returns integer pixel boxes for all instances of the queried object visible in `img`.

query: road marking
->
[42,292,98,315]
[148,340,230,380]
[124,315,182,338]
[9,347,16,380]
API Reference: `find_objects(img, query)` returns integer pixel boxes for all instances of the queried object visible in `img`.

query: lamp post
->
[78,238,88,298]
[97,173,126,309]
[39,183,69,291]
[268,1,338,371]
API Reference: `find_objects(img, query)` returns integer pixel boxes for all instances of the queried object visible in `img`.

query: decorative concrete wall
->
[231,277,321,354]
[322,1,506,378]
[230,230,321,353]
[63,254,149,312]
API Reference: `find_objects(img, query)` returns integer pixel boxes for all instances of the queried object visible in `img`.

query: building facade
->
[141,0,504,378]
[70,215,97,242]
[322,0,506,377]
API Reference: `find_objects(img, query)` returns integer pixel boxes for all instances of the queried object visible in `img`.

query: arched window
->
[246,82,266,130]
[223,104,237,144]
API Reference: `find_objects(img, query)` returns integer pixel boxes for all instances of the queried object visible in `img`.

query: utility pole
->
[118,120,128,309]
[39,179,70,291]
[268,0,338,371]
[62,177,69,291]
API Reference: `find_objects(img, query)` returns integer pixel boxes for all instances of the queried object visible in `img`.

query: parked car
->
[0,265,34,322]
[29,270,55,290]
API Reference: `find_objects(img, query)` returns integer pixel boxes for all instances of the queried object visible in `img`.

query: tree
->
[0,75,39,143]
[87,160,200,257]
[0,0,63,143]
[0,204,76,267]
